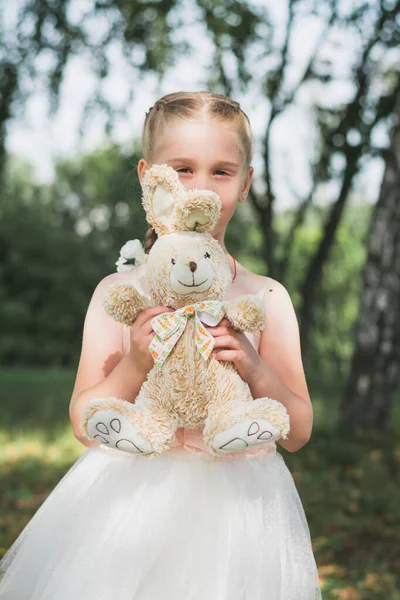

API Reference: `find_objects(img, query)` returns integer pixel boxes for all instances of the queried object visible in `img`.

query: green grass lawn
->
[1,368,400,599]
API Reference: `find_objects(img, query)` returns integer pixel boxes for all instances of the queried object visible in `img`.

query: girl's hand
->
[206,318,263,385]
[128,305,174,375]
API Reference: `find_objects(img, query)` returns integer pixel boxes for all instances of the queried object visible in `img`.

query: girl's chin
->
[210,230,224,243]
[210,223,227,236]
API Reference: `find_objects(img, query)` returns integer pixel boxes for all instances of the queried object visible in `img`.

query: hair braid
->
[144,226,158,254]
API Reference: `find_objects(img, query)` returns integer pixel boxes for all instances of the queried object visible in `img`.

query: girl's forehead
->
[153,119,242,163]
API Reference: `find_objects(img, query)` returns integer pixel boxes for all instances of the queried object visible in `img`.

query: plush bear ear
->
[141,164,185,235]
[141,164,222,235]
[174,190,221,233]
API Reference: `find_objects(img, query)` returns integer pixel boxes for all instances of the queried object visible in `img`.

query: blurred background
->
[1,0,400,597]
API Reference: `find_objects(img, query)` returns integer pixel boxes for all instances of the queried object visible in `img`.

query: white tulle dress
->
[0,263,321,600]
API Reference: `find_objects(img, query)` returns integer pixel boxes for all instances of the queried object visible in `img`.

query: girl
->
[0,91,321,599]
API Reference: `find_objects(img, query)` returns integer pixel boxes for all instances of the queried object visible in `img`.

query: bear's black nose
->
[189,261,197,272]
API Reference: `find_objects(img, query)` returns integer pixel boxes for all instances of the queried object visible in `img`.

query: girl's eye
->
[204,252,211,259]
[171,258,176,265]
[176,168,229,176]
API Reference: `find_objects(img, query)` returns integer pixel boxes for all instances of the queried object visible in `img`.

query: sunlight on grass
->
[0,424,84,465]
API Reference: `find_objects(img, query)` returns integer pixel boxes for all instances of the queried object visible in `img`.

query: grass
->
[1,368,400,599]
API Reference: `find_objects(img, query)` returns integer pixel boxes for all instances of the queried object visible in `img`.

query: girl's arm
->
[69,273,147,448]
[210,278,313,452]
[249,280,313,453]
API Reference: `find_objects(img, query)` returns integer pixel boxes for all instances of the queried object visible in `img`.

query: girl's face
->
[138,118,253,240]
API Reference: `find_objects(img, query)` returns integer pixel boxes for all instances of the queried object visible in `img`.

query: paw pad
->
[87,410,153,454]
[211,418,280,453]
[93,418,123,442]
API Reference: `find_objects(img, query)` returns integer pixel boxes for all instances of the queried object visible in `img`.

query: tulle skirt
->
[0,443,321,600]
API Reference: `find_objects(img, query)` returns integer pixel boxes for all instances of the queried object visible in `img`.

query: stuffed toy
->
[80,164,290,458]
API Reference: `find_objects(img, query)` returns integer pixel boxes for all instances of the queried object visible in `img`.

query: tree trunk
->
[299,151,360,353]
[339,100,400,431]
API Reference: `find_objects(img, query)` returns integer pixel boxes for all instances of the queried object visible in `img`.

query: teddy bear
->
[79,164,290,458]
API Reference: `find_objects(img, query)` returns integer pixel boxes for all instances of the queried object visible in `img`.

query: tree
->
[298,1,400,352]
[0,0,266,171]
[197,0,400,359]
[339,98,400,431]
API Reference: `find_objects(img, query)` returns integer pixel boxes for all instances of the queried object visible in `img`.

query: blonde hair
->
[141,91,253,253]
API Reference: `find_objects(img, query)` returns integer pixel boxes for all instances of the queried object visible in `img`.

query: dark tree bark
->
[299,151,360,351]
[0,62,18,175]
[339,99,400,431]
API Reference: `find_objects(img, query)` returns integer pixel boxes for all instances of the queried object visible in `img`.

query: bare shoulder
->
[235,262,290,304]
[95,270,136,291]
[260,276,297,316]
[251,271,300,346]
[84,268,140,346]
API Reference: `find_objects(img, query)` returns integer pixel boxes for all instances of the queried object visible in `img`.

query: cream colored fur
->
[80,164,290,457]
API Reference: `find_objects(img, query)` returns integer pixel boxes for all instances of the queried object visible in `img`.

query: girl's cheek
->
[219,202,237,223]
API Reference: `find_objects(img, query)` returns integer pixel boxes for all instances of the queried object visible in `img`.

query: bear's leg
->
[203,362,290,455]
[80,397,154,455]
[129,387,180,456]
[80,392,179,458]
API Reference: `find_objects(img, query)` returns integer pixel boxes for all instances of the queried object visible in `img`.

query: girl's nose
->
[190,175,213,191]
[189,261,197,272]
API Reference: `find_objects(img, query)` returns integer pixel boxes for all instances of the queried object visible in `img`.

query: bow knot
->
[149,301,225,368]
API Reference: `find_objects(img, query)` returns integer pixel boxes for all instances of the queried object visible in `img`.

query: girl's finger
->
[212,336,240,350]
[213,318,242,333]
[216,317,232,328]
[135,305,174,328]
[136,306,174,334]
[139,320,159,336]
[214,349,241,363]
[205,325,235,338]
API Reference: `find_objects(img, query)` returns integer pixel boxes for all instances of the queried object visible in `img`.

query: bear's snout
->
[189,262,197,273]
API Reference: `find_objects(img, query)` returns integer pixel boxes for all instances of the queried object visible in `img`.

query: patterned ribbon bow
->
[149,301,226,369]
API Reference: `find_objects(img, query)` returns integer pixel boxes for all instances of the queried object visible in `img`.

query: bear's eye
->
[204,252,211,259]
[171,258,176,265]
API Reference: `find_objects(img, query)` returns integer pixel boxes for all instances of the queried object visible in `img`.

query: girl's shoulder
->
[85,265,146,334]
[233,261,299,332]
[97,263,148,296]
[231,260,286,302]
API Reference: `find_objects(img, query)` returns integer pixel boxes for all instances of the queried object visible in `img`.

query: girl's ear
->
[141,164,185,235]
[137,158,148,184]
[239,166,254,202]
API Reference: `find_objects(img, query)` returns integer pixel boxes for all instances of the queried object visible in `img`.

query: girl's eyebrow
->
[167,157,240,168]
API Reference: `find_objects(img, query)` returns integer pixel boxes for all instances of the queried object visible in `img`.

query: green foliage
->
[271,201,373,390]
[52,141,147,249]
[197,0,272,91]
[306,202,373,387]
[0,146,147,367]
[0,368,75,435]
[0,171,95,367]
[225,200,267,274]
